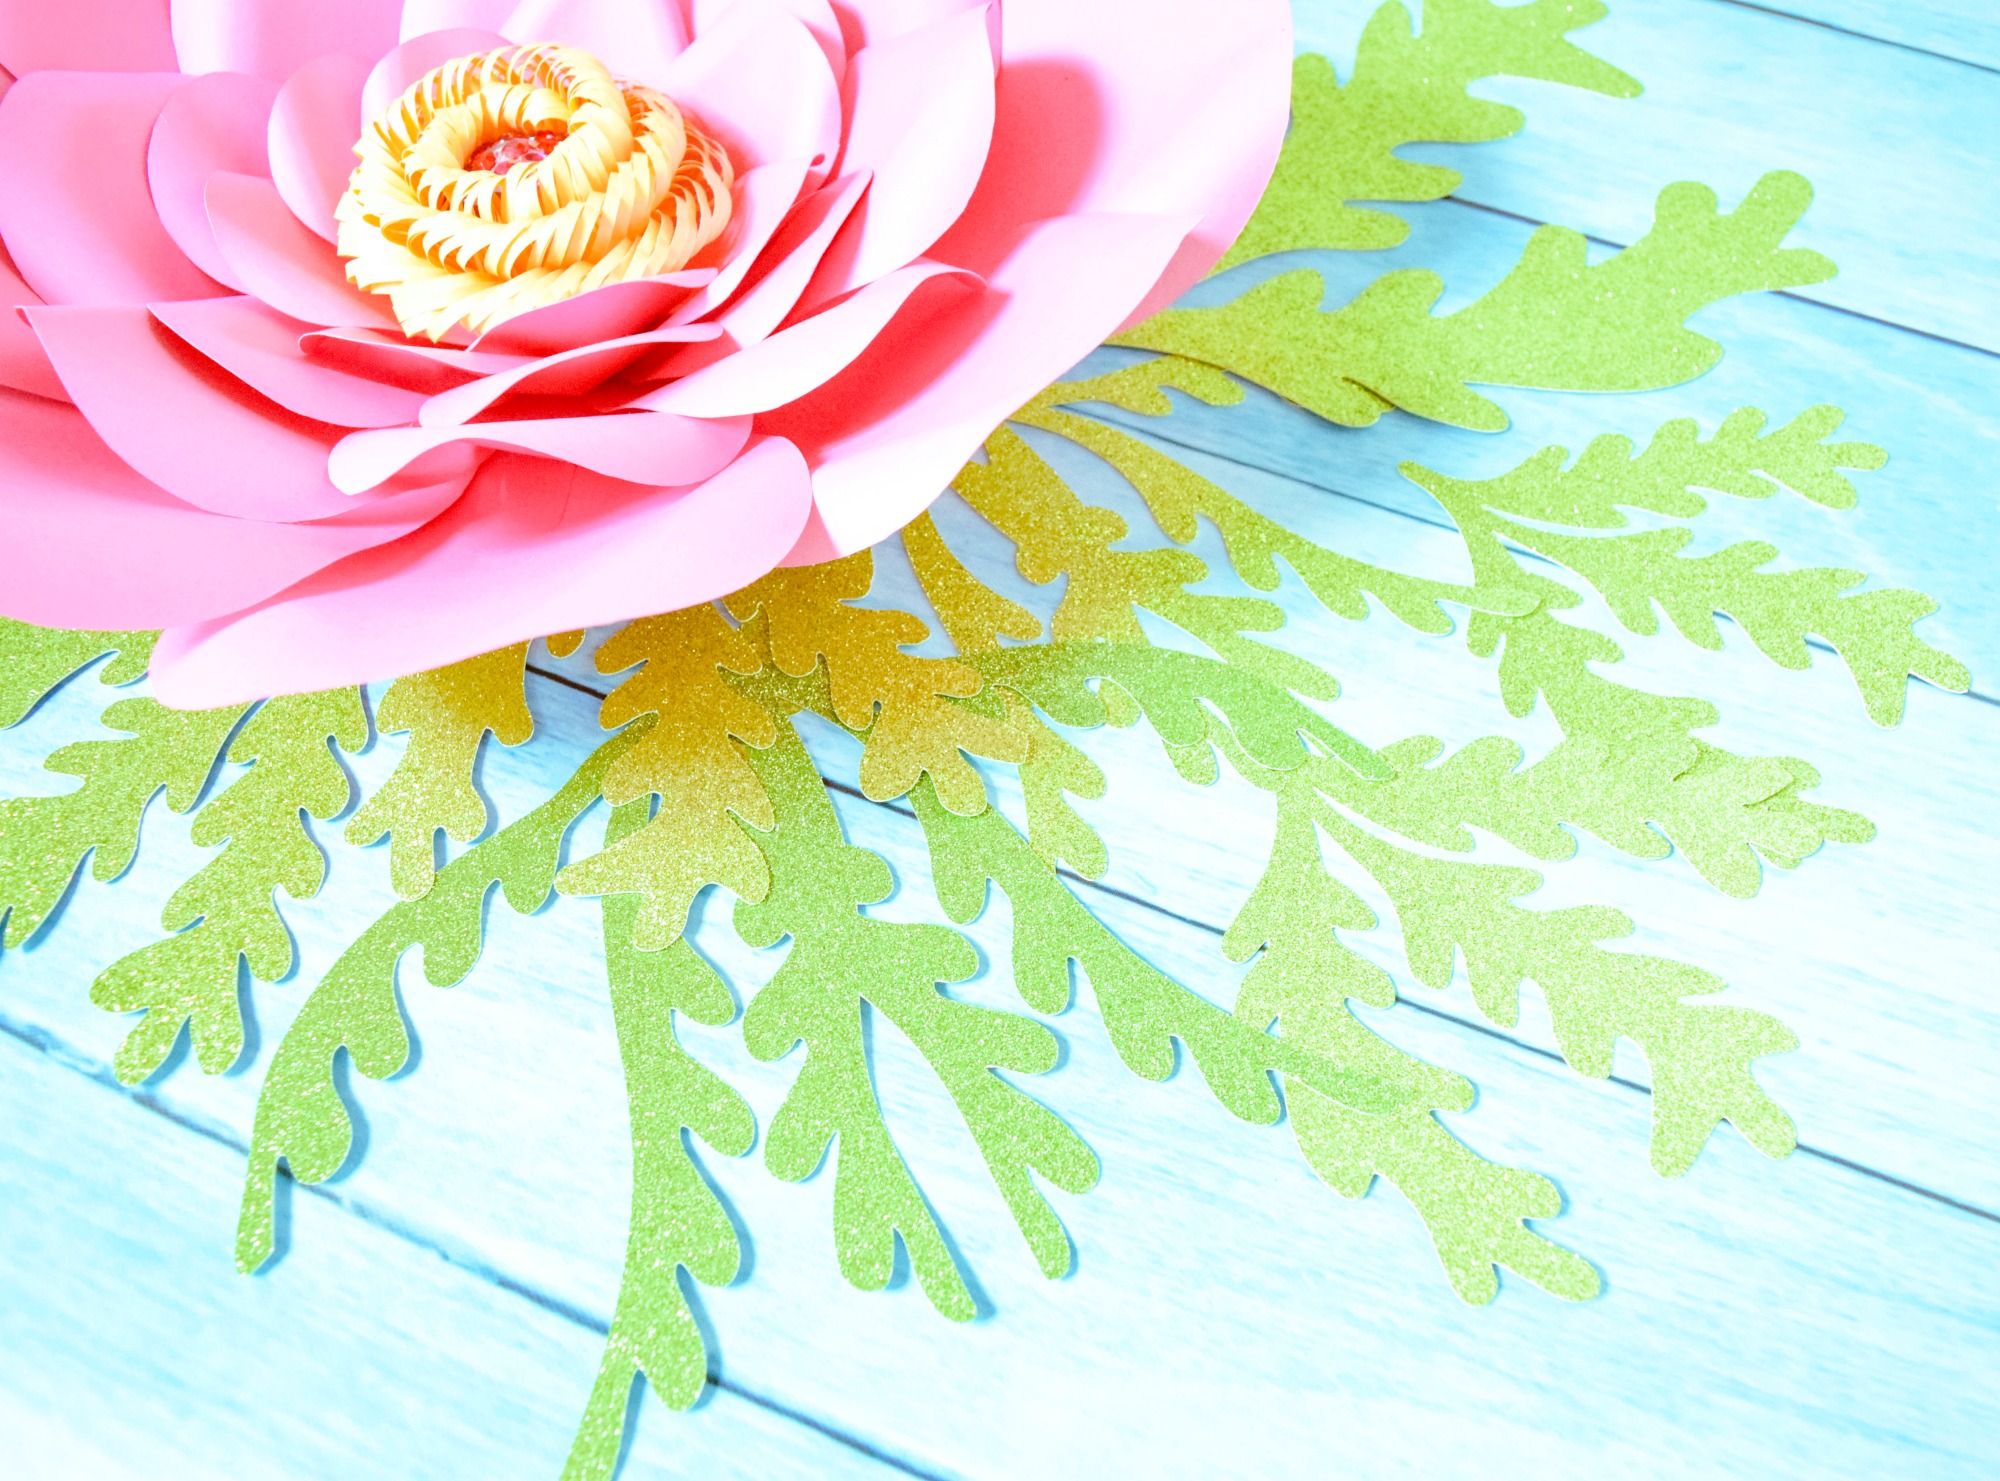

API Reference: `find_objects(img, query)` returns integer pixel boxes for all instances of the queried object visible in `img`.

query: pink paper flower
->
[0,0,1290,704]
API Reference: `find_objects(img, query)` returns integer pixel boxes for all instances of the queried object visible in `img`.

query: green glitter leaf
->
[90,689,367,1085]
[0,618,156,729]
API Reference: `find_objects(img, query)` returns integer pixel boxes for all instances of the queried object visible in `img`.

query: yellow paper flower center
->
[337,44,735,341]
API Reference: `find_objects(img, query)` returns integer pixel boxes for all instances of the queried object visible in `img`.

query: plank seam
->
[0,1009,949,1481]
[1696,0,2000,78]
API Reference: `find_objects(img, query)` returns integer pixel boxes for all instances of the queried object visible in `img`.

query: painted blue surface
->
[3,2,1997,1477]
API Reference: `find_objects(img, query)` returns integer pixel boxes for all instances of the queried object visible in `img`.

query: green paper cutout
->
[555,608,779,948]
[736,727,1096,1312]
[235,721,648,1273]
[1124,172,1837,432]
[90,689,367,1084]
[0,618,156,729]
[1220,1,1639,266]
[344,643,534,900]
[0,697,247,948]
[564,800,755,1481]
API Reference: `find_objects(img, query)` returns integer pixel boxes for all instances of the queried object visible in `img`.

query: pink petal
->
[638,260,971,418]
[805,4,993,303]
[150,435,813,704]
[664,168,867,358]
[362,27,508,122]
[0,243,65,402]
[825,0,983,52]
[693,0,843,79]
[330,409,750,492]
[661,0,841,183]
[399,0,518,41]
[0,386,462,631]
[171,0,402,82]
[765,211,1192,561]
[150,296,428,428]
[420,323,721,425]
[0,0,178,75]
[207,171,402,330]
[468,268,713,356]
[662,157,812,323]
[269,53,371,243]
[300,327,530,393]
[931,0,1291,325]
[25,303,449,521]
[0,71,224,307]
[147,71,279,293]
[502,0,688,91]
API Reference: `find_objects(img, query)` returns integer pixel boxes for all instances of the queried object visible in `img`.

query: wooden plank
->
[1290,0,2000,352]
[0,1029,905,1481]
[1755,0,2000,71]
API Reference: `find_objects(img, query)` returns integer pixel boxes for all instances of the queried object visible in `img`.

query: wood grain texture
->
[3,0,1998,1476]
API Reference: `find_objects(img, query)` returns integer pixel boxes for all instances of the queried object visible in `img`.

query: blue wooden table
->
[4,1,1998,1475]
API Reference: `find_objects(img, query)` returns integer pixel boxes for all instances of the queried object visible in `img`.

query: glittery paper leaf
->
[1123,172,1836,431]
[0,618,156,729]
[89,689,367,1085]
[1220,1,1639,266]
[344,643,534,900]
[564,799,755,1481]
[736,727,1097,1310]
[913,777,1592,1303]
[0,697,247,948]
[236,722,647,1272]
[554,608,777,948]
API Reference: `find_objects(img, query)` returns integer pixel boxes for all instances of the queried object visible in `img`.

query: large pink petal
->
[931,0,1290,325]
[0,0,177,75]
[502,0,688,91]
[147,71,278,292]
[0,71,223,307]
[0,242,65,402]
[662,157,811,323]
[765,210,1191,560]
[25,303,443,521]
[301,327,530,393]
[824,0,982,52]
[207,171,402,330]
[269,53,371,243]
[362,27,509,121]
[171,0,402,82]
[661,0,840,182]
[399,0,517,41]
[468,268,713,356]
[330,409,750,491]
[150,436,813,704]
[638,260,970,417]
[420,324,720,425]
[693,0,843,79]
[150,296,428,428]
[0,386,463,631]
[805,5,993,303]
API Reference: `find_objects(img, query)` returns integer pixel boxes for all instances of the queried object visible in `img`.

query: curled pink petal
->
[150,296,429,428]
[823,0,985,51]
[150,437,813,704]
[934,0,1291,323]
[693,0,844,78]
[663,157,812,323]
[147,70,278,292]
[399,0,519,41]
[468,269,714,356]
[662,0,841,181]
[0,244,65,401]
[502,0,688,91]
[638,260,972,418]
[768,210,1192,561]
[207,171,402,330]
[362,27,509,122]
[330,409,751,492]
[26,302,430,521]
[0,71,223,306]
[268,53,371,243]
[171,0,402,81]
[421,324,721,426]
[0,386,462,631]
[300,328,531,393]
[0,0,178,75]
[806,4,994,303]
